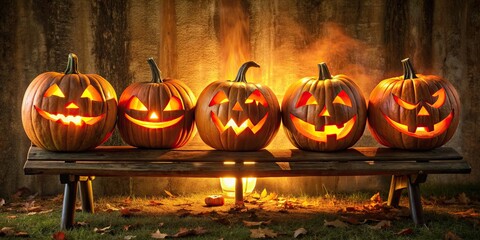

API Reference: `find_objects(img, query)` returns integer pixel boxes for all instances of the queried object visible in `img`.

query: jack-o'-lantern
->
[368,58,460,150]
[195,61,281,151]
[22,53,117,152]
[282,62,367,152]
[117,58,196,148]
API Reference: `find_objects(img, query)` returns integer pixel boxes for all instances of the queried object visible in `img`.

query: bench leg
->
[79,176,95,213]
[407,174,427,226]
[235,176,244,207]
[60,177,78,230]
[387,175,407,207]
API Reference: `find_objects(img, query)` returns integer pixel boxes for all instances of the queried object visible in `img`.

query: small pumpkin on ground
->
[367,58,460,150]
[282,62,367,152]
[204,195,225,206]
[117,58,196,148]
[195,61,281,151]
[22,53,117,152]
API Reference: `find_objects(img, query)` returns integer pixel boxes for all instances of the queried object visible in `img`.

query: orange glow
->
[429,88,446,108]
[81,85,103,102]
[382,111,453,138]
[244,90,268,107]
[125,113,183,129]
[44,84,65,98]
[393,94,418,110]
[65,102,79,109]
[220,177,257,198]
[417,106,429,116]
[128,96,148,111]
[296,92,317,108]
[211,111,268,135]
[319,106,330,117]
[149,112,159,120]
[333,90,352,107]
[290,114,357,142]
[34,105,104,126]
[209,91,229,106]
[232,102,243,111]
[164,96,183,111]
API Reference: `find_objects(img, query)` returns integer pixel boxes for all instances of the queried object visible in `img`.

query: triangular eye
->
[81,85,103,101]
[209,91,229,106]
[44,84,65,98]
[245,90,268,107]
[428,88,446,108]
[296,92,317,108]
[332,90,352,107]
[128,96,148,111]
[164,96,184,111]
[393,94,418,110]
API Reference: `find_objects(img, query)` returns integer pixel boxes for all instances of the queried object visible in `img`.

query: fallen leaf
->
[14,231,29,237]
[0,227,15,236]
[148,200,164,206]
[453,208,479,218]
[340,216,364,225]
[324,219,348,228]
[0,198,5,207]
[164,190,175,198]
[293,227,307,238]
[260,189,268,199]
[6,216,17,219]
[250,228,278,238]
[243,220,271,227]
[370,192,382,203]
[75,221,89,227]
[124,235,136,240]
[176,208,192,218]
[52,231,66,240]
[93,225,112,234]
[124,196,132,205]
[444,231,463,240]
[263,193,278,202]
[105,203,119,212]
[395,228,413,236]
[171,227,207,238]
[369,220,391,230]
[120,208,141,218]
[151,229,168,239]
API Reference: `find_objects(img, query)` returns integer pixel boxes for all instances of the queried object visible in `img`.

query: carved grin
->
[125,113,184,129]
[382,111,453,138]
[211,111,268,135]
[290,114,357,142]
[35,105,104,126]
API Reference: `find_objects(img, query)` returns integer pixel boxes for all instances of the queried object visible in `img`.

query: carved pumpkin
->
[282,63,367,152]
[368,58,460,150]
[117,58,196,148]
[195,61,281,151]
[22,53,117,152]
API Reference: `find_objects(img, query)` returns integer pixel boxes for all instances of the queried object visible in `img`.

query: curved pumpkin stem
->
[402,58,418,79]
[64,53,80,74]
[234,61,260,83]
[147,57,164,83]
[318,62,332,80]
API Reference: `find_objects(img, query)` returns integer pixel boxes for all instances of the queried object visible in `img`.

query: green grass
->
[1,185,479,239]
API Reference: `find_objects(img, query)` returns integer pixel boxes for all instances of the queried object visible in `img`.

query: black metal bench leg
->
[235,176,244,207]
[407,174,427,226]
[79,176,95,213]
[387,175,407,207]
[60,176,78,230]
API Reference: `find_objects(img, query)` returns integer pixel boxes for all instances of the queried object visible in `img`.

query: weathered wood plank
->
[24,160,471,177]
[27,146,463,162]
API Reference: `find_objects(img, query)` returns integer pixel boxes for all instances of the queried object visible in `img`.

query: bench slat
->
[24,160,471,177]
[27,146,463,163]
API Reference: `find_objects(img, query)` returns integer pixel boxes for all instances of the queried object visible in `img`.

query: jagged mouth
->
[290,114,357,142]
[382,111,453,138]
[125,113,184,129]
[35,106,104,126]
[211,111,268,135]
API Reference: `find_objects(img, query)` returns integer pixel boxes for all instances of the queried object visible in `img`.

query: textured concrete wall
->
[1,0,478,198]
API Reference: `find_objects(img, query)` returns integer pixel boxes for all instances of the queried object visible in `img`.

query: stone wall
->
[1,0,478,197]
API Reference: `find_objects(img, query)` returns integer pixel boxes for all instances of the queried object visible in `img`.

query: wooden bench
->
[24,146,471,229]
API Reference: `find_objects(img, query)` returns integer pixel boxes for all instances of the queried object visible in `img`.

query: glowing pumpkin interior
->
[124,96,185,129]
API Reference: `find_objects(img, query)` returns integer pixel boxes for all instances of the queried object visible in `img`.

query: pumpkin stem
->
[64,53,80,74]
[402,58,418,79]
[234,61,260,83]
[318,62,332,80]
[147,57,164,83]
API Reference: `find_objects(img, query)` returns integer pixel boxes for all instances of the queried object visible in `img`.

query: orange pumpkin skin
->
[367,58,460,150]
[21,53,117,152]
[195,61,281,151]
[282,63,367,152]
[117,58,196,148]
[205,195,225,206]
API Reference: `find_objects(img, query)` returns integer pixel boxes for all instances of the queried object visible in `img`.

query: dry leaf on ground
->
[444,231,463,240]
[124,235,136,240]
[164,190,175,198]
[0,227,15,236]
[171,227,207,238]
[151,229,168,239]
[148,200,164,206]
[370,192,382,203]
[395,228,413,236]
[324,219,348,228]
[453,208,479,218]
[369,220,391,230]
[250,227,278,238]
[293,227,307,238]
[93,226,112,234]
[0,198,5,207]
[243,220,271,227]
